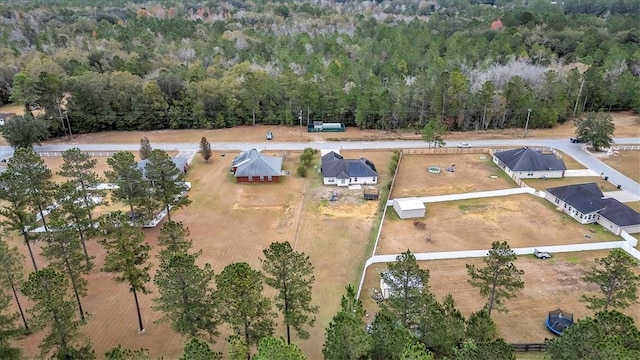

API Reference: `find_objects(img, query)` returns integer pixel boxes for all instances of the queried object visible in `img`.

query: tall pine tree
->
[216,262,275,359]
[22,268,89,358]
[98,212,152,333]
[41,216,92,323]
[144,149,191,222]
[261,241,318,344]
[0,239,28,333]
[57,148,105,264]
[466,241,524,317]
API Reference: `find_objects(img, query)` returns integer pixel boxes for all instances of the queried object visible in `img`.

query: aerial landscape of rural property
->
[0,0,639,359]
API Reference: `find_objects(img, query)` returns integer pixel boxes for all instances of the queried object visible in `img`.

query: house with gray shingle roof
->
[493,147,566,179]
[545,183,640,234]
[137,155,189,180]
[598,198,640,235]
[321,151,377,187]
[230,149,282,183]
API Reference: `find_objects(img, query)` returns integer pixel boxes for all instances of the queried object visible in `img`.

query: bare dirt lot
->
[601,150,640,183]
[377,194,620,255]
[391,154,515,198]
[360,251,640,344]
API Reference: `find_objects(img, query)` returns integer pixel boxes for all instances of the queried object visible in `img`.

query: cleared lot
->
[391,154,515,199]
[601,150,640,183]
[12,149,392,359]
[361,251,640,344]
[377,194,620,255]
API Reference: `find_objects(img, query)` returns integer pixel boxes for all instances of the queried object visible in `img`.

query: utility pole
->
[524,108,532,136]
[299,110,303,138]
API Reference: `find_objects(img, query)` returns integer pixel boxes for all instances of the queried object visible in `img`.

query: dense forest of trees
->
[0,0,638,137]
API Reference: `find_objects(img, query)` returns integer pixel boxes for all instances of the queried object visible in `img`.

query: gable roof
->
[547,183,606,214]
[599,198,640,227]
[137,156,187,179]
[232,149,259,168]
[321,151,377,178]
[394,198,425,211]
[494,147,566,172]
[172,156,189,171]
[234,153,282,177]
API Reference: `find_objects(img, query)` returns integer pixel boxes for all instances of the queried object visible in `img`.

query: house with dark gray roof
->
[545,183,640,234]
[598,198,640,235]
[493,147,566,179]
[321,151,377,187]
[230,149,282,183]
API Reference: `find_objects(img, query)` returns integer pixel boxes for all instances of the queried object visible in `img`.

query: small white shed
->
[393,198,426,219]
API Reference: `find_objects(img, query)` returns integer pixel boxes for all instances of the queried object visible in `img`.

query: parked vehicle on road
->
[458,142,472,148]
[534,249,552,259]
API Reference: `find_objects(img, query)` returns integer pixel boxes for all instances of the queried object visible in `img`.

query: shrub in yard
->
[413,221,426,230]
[388,150,401,175]
[297,165,308,177]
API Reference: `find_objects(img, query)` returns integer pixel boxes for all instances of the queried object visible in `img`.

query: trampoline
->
[428,166,441,174]
[546,308,573,336]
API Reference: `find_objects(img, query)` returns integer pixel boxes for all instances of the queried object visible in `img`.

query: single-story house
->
[393,198,426,219]
[545,183,607,224]
[321,151,377,186]
[380,271,424,300]
[172,156,190,174]
[493,147,566,179]
[137,155,189,180]
[545,183,640,234]
[230,149,282,183]
[597,198,640,235]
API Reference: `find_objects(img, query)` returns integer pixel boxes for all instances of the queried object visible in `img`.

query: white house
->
[393,198,426,219]
[597,199,640,235]
[321,151,377,187]
[493,147,566,179]
[545,183,605,224]
[546,183,640,234]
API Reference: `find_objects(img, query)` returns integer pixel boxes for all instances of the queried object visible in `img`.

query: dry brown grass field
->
[2,110,638,358]
[377,194,620,255]
[360,251,640,345]
[391,154,515,198]
[601,150,640,183]
[9,149,393,359]
[8,111,635,146]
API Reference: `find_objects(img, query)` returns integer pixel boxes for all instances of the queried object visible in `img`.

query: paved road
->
[1,137,639,196]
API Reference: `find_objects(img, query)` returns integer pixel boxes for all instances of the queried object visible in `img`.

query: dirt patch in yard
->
[391,154,514,198]
[361,251,640,345]
[377,194,620,255]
